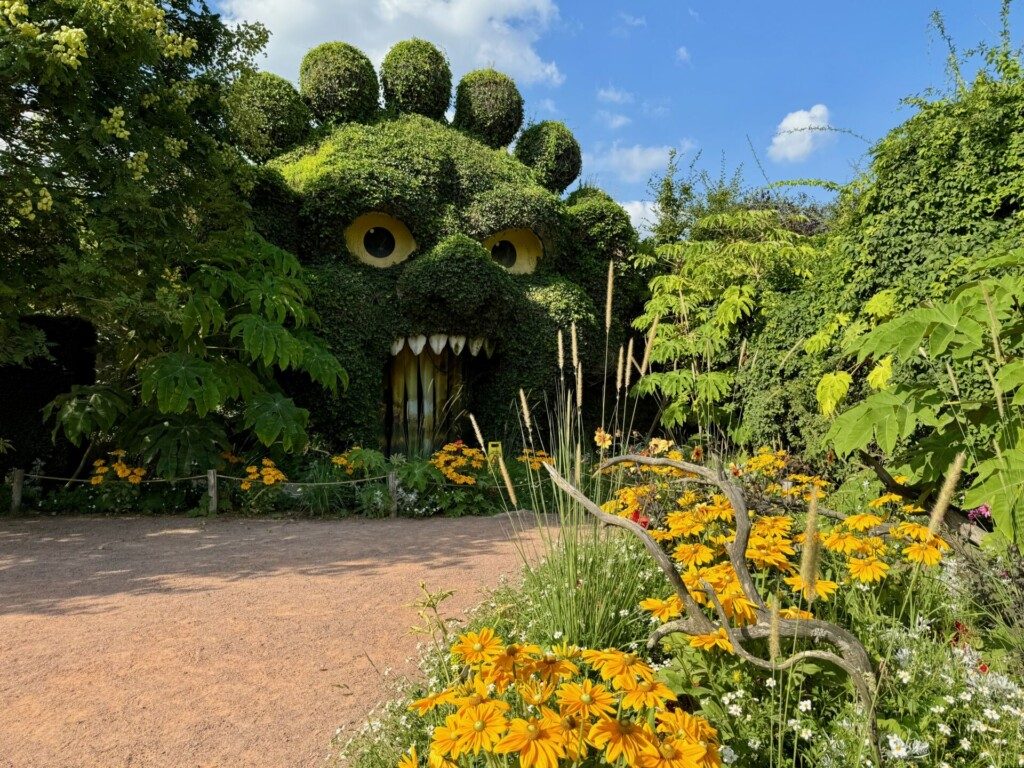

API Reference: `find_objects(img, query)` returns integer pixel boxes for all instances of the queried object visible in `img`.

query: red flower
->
[978,662,989,674]
[629,510,650,529]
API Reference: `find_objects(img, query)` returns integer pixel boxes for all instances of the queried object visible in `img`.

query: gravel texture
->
[0,514,543,767]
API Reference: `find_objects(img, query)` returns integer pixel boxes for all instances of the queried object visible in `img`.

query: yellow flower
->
[109,449,127,458]
[619,678,676,711]
[530,652,579,683]
[397,744,418,768]
[655,710,718,743]
[666,511,705,539]
[127,474,142,485]
[688,628,733,653]
[890,522,931,542]
[588,717,651,765]
[868,492,903,508]
[519,679,557,707]
[843,513,883,532]
[92,459,106,467]
[495,708,566,768]
[431,715,462,758]
[903,541,943,567]
[783,575,839,601]
[90,474,104,485]
[594,427,612,450]
[847,556,889,583]
[639,735,707,768]
[649,438,672,455]
[451,701,507,755]
[240,480,252,491]
[639,595,683,623]
[778,607,814,620]
[582,649,654,689]
[409,689,457,716]
[672,542,716,568]
[451,628,503,667]
[556,679,616,719]
[822,529,862,555]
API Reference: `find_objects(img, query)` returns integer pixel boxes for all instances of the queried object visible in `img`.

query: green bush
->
[514,121,582,193]
[299,42,379,124]
[452,69,523,148]
[225,71,311,162]
[380,39,451,120]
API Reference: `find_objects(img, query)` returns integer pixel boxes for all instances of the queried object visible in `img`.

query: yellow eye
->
[345,212,417,267]
[483,228,542,274]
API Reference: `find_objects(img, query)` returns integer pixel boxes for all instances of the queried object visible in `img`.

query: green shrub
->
[380,39,451,120]
[225,71,311,162]
[299,42,379,124]
[452,69,523,148]
[514,121,582,193]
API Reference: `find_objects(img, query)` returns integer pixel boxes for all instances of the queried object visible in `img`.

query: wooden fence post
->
[387,471,398,518]
[207,469,218,515]
[9,469,25,515]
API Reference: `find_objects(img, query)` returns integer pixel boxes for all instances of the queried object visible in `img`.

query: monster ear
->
[225,71,311,162]
[380,39,452,119]
[299,42,380,124]
[514,121,582,194]
[452,69,524,149]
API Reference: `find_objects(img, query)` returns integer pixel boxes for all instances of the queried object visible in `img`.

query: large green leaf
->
[45,385,130,444]
[827,391,916,456]
[964,449,1024,545]
[243,392,308,451]
[816,371,852,417]
[230,313,305,369]
[137,415,228,478]
[139,353,226,416]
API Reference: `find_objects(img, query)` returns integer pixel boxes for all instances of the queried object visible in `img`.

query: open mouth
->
[386,334,494,456]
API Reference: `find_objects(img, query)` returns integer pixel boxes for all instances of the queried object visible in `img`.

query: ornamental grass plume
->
[576,363,583,410]
[639,318,658,376]
[557,329,565,372]
[469,412,486,450]
[769,594,781,661]
[798,489,821,603]
[519,389,533,434]
[927,451,966,538]
[616,345,624,393]
[624,337,635,389]
[499,453,519,508]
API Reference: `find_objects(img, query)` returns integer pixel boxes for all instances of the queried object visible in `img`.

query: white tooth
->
[468,337,484,356]
[390,338,405,356]
[408,335,426,355]
[429,334,447,355]
[483,339,495,358]
[449,335,466,355]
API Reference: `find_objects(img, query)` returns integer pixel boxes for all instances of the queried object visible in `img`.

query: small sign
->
[487,441,503,466]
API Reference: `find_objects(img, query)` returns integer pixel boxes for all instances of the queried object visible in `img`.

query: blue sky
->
[216,0,1012,231]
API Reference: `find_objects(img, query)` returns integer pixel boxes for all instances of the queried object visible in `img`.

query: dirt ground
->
[0,514,545,768]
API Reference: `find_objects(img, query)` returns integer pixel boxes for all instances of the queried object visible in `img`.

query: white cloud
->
[597,86,633,104]
[767,103,833,162]
[620,200,656,236]
[537,98,558,114]
[596,110,631,130]
[585,140,695,184]
[675,46,691,64]
[222,0,564,87]
[619,12,646,27]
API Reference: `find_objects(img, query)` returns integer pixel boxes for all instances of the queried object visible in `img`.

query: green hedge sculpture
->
[239,39,639,456]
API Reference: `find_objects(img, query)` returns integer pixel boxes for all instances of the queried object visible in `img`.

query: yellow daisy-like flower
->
[847,556,890,583]
[649,438,672,455]
[90,474,104,485]
[588,717,651,765]
[431,714,463,758]
[409,688,457,716]
[594,428,613,450]
[822,529,863,555]
[556,679,616,719]
[495,708,566,768]
[639,735,707,768]
[582,649,655,689]
[903,541,943,567]
[619,678,676,711]
[688,628,733,653]
[639,595,683,623]
[868,492,903,507]
[890,521,931,542]
[530,652,580,683]
[655,710,718,743]
[778,606,814,620]
[451,701,508,755]
[666,511,706,539]
[452,628,504,667]
[843,513,883,532]
[672,542,716,568]
[397,744,418,768]
[783,574,839,601]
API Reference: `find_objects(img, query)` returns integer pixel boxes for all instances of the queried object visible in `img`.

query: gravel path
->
[0,514,545,768]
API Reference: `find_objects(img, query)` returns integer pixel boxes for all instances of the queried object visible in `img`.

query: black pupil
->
[491,240,517,268]
[364,227,396,259]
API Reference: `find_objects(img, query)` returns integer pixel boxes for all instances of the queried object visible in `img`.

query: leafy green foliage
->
[825,252,1024,542]
[0,1,344,476]
[381,39,451,120]
[513,121,582,194]
[452,69,524,148]
[225,71,311,162]
[299,41,379,124]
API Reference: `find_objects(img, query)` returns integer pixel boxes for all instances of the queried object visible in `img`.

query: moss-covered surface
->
[245,39,642,452]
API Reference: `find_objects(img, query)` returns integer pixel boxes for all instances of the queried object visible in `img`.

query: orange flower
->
[688,628,733,653]
[588,717,651,764]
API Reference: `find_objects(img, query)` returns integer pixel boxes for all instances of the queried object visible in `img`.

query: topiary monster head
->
[232,39,638,455]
